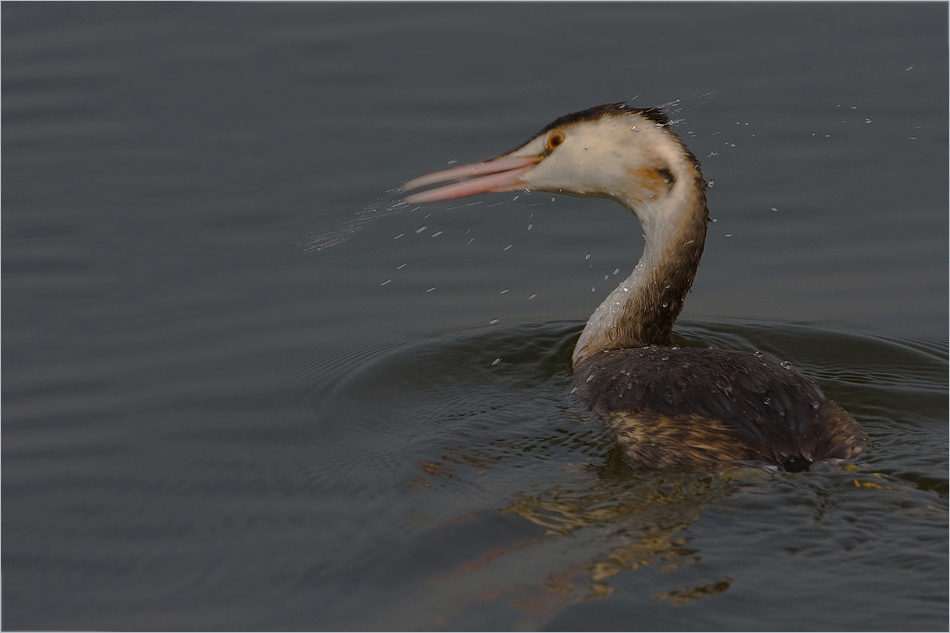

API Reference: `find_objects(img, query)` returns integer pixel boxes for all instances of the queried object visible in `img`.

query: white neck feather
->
[572,146,708,368]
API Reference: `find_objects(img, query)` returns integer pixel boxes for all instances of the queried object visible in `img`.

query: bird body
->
[402,102,871,471]
[572,346,867,471]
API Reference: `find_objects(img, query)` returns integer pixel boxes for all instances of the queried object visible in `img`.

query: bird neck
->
[572,172,708,368]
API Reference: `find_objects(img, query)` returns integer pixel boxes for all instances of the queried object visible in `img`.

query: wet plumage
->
[572,347,868,471]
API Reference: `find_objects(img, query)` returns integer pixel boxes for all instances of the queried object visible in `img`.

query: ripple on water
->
[304,317,947,629]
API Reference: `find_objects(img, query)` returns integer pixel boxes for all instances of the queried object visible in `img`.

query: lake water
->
[3,3,947,630]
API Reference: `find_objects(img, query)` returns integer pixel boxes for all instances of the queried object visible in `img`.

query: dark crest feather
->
[537,102,670,134]
[501,102,673,157]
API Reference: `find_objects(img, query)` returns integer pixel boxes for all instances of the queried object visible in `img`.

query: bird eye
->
[547,132,565,150]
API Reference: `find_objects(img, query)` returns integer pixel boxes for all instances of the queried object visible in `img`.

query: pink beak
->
[401,154,542,204]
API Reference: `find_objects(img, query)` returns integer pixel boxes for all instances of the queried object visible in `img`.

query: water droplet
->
[396,263,407,270]
[780,361,792,370]
[504,245,513,251]
[711,218,717,223]
[763,398,771,405]
[381,279,391,286]
[661,355,669,361]
[489,318,499,325]
[583,147,589,151]
[528,293,537,300]
[724,233,732,237]
[394,233,405,239]
[500,289,509,294]
[662,302,668,308]
[770,206,778,212]
[426,287,436,293]
[603,274,609,280]
[431,230,443,238]
[491,358,501,366]
[613,267,620,275]
[415,225,427,233]
[527,224,533,230]
[585,252,591,260]
[708,180,715,187]
[850,105,857,109]
[865,118,872,124]
[591,287,596,292]
[671,346,679,350]
[586,375,594,382]
[753,351,763,357]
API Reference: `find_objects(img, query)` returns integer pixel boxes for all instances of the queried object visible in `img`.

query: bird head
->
[401,103,700,216]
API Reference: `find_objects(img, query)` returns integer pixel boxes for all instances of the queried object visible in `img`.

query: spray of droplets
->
[303,192,413,253]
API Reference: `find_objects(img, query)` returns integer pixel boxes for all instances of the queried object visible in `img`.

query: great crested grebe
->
[401,102,870,472]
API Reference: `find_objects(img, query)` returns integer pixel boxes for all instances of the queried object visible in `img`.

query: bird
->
[400,102,871,472]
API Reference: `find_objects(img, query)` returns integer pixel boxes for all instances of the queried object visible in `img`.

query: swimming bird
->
[401,103,870,472]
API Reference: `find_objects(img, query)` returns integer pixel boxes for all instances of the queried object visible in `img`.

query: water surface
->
[3,3,947,630]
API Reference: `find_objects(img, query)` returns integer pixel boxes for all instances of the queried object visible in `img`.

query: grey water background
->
[3,2,947,630]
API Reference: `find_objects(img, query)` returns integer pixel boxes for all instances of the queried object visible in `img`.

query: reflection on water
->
[385,466,732,628]
[502,469,723,598]
[653,576,733,606]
